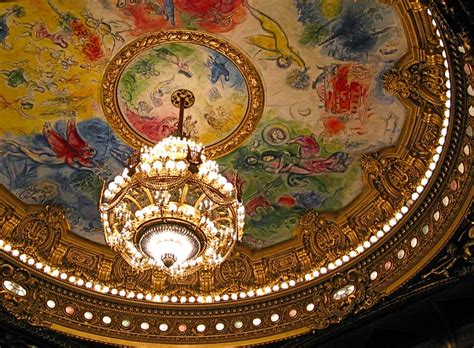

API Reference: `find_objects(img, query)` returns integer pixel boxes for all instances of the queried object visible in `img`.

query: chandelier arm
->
[179,184,189,204]
[123,194,143,211]
[142,187,155,206]
[197,182,237,206]
[141,176,191,192]
[102,183,140,211]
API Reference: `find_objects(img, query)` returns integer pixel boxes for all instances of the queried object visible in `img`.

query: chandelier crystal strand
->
[100,89,245,276]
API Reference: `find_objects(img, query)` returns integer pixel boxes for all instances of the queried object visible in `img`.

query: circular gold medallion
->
[101,30,264,158]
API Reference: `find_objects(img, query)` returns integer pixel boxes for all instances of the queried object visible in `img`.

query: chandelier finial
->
[171,89,195,137]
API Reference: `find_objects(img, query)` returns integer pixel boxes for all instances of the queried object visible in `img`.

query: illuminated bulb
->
[108,182,118,192]
[153,161,163,170]
[176,161,186,171]
[217,176,227,186]
[223,182,233,192]
[208,171,217,181]
[114,176,124,185]
[165,160,175,170]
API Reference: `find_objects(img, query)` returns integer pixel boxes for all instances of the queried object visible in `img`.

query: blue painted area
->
[294,0,399,62]
[206,50,245,90]
[0,118,133,242]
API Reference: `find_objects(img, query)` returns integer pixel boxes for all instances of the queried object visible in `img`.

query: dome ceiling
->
[1,0,406,248]
[0,0,472,346]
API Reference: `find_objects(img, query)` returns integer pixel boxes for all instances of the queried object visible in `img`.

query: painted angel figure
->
[3,119,100,172]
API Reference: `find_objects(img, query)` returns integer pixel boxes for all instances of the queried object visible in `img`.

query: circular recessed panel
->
[102,30,264,158]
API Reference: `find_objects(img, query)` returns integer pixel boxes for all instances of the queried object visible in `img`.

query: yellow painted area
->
[0,1,107,135]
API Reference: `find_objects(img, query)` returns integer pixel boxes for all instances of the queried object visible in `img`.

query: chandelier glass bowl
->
[100,90,245,276]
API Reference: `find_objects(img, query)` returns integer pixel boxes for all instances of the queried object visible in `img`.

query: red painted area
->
[124,5,170,35]
[323,117,345,136]
[246,196,272,216]
[70,19,103,61]
[175,0,246,32]
[324,66,368,115]
[277,195,296,207]
[122,1,246,35]
[125,107,177,143]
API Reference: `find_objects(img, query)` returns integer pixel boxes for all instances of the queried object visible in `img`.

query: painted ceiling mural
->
[0,0,407,248]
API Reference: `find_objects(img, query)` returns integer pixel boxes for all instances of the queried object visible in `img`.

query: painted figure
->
[163,0,176,26]
[206,55,230,84]
[0,95,34,120]
[0,5,25,49]
[47,0,103,61]
[153,47,192,77]
[245,1,305,69]
[260,150,349,176]
[80,9,131,51]
[3,119,98,171]
[16,21,69,48]
[287,134,320,158]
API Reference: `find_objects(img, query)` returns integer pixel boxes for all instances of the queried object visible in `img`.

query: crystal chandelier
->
[100,89,245,276]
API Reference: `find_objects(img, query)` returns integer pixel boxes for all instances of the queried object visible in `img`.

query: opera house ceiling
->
[0,0,472,346]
